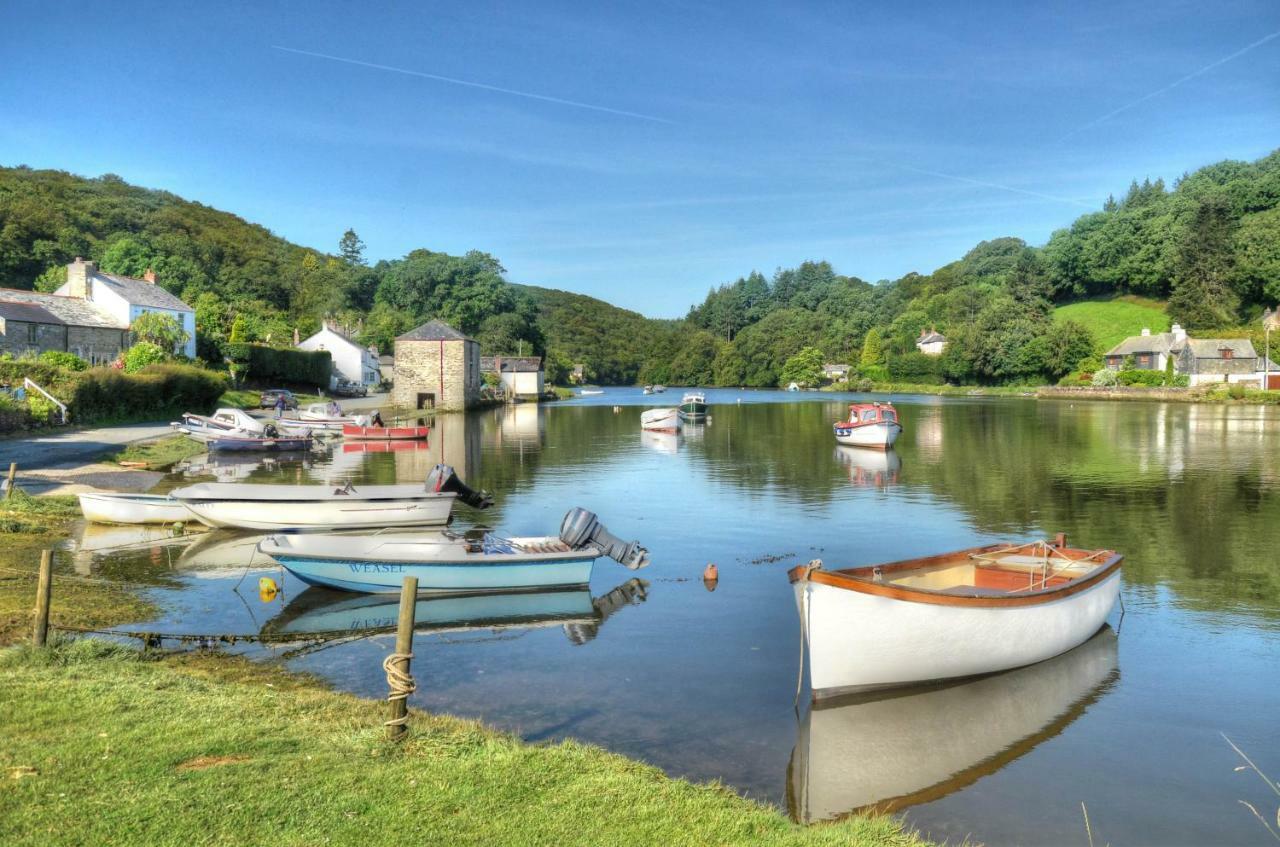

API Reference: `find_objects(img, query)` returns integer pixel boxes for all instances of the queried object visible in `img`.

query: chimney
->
[919,327,928,339]
[143,268,157,284]
[1171,323,1186,343]
[293,327,300,346]
[1140,327,1151,337]
[65,257,97,299]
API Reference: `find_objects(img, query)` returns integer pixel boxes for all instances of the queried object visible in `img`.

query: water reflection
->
[641,430,680,455]
[834,446,901,487]
[66,521,198,574]
[261,578,650,648]
[788,628,1119,823]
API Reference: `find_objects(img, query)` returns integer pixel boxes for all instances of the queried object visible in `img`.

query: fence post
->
[386,575,419,741]
[32,549,53,646]
[5,462,16,498]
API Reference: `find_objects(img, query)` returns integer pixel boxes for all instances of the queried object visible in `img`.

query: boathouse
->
[390,319,480,411]
[480,356,545,401]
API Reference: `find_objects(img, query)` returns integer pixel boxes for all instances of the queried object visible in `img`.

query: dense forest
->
[1,149,1276,387]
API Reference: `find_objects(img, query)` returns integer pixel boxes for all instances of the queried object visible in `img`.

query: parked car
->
[331,379,368,398]
[259,389,299,410]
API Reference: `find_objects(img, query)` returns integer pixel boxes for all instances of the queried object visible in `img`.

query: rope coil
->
[382,651,416,727]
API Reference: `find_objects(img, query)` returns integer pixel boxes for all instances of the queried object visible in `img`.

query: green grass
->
[0,639,926,847]
[0,491,81,535]
[550,385,576,400]
[1053,296,1169,354]
[218,389,324,410]
[108,434,206,470]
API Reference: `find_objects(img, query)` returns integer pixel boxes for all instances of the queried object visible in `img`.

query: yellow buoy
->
[258,576,279,602]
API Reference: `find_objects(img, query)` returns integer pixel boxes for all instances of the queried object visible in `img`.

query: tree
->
[860,328,885,368]
[1169,195,1239,328]
[780,346,825,388]
[130,311,190,354]
[339,229,366,265]
[123,341,168,373]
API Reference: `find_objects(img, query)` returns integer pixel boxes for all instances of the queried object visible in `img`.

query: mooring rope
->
[382,651,416,727]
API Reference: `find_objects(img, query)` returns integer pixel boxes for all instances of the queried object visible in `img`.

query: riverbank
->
[1038,384,1280,404]
[0,639,924,847]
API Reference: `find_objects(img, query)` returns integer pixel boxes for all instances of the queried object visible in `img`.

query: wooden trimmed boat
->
[640,407,680,433]
[341,423,430,441]
[258,507,648,593]
[678,391,707,419]
[77,492,192,525]
[833,402,902,449]
[790,537,1122,698]
[206,434,313,452]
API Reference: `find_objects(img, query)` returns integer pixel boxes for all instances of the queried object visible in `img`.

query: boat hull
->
[794,569,1121,697]
[274,555,597,593]
[207,436,312,452]
[77,492,191,525]
[640,408,681,432]
[678,402,707,419]
[177,494,454,530]
[833,421,901,449]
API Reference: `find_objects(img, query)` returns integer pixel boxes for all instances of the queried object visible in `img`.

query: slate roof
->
[481,356,542,373]
[1105,332,1184,357]
[93,272,192,311]
[397,320,472,342]
[822,363,850,373]
[1185,338,1257,359]
[0,300,65,324]
[917,331,946,344]
[0,288,124,328]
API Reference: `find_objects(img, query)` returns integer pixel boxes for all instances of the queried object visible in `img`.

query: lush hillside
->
[1052,297,1170,355]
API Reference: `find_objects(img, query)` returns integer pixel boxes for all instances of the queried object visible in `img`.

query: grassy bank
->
[1039,385,1280,404]
[218,389,324,409]
[0,639,925,847]
[824,382,1035,397]
[109,434,206,470]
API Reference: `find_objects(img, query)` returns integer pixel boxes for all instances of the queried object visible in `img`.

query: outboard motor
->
[425,464,494,510]
[559,507,649,570]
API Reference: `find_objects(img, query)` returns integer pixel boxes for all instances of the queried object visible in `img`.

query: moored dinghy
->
[77,492,192,525]
[640,407,680,433]
[790,536,1122,698]
[171,463,492,530]
[259,507,649,593]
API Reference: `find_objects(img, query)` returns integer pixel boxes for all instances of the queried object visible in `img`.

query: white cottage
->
[55,258,196,357]
[296,323,381,389]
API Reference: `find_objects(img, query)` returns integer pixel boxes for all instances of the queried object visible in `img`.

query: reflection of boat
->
[342,440,431,453]
[207,434,313,452]
[641,430,680,455]
[640,408,680,433]
[833,402,902,449]
[175,530,272,573]
[789,627,1119,822]
[172,464,490,530]
[678,391,707,420]
[790,538,1122,697]
[342,423,430,441]
[172,408,266,443]
[260,578,650,645]
[834,446,901,487]
[67,522,201,573]
[260,508,648,593]
[77,492,192,524]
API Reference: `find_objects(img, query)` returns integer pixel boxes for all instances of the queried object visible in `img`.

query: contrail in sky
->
[884,161,1094,208]
[1056,29,1280,142]
[272,45,674,124]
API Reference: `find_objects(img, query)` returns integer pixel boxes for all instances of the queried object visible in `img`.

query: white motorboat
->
[298,402,369,429]
[172,408,266,443]
[789,627,1119,822]
[579,389,604,396]
[258,508,649,593]
[791,537,1122,698]
[77,492,193,525]
[171,464,492,531]
[833,402,902,449]
[640,407,680,433]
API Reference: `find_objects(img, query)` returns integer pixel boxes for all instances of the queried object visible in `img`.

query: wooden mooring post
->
[5,462,16,498]
[32,549,53,647]
[385,576,419,741]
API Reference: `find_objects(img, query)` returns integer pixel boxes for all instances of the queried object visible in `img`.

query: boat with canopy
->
[833,402,902,449]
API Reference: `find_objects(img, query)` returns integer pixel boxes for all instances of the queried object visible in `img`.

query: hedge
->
[886,352,944,384]
[225,343,331,388]
[67,364,228,422]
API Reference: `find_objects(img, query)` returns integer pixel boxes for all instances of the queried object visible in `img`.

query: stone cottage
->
[391,320,480,411]
[56,258,196,357]
[1105,324,1277,386]
[0,291,129,363]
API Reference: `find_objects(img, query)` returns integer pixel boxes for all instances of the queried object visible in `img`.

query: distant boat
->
[297,403,370,429]
[259,507,648,593]
[579,389,604,396]
[790,537,1122,699]
[787,382,800,391]
[342,423,430,441]
[678,391,707,420]
[833,402,902,450]
[652,384,667,393]
[640,407,680,433]
[172,408,265,443]
[642,385,654,395]
[77,492,191,525]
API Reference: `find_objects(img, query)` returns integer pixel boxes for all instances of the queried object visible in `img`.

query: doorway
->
[417,392,436,410]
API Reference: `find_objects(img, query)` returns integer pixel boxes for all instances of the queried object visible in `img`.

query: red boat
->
[342,440,431,453]
[341,423,431,441]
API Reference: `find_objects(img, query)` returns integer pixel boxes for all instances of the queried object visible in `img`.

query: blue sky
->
[2,1,1277,317]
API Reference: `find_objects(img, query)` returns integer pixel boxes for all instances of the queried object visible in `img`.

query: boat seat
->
[936,585,1012,597]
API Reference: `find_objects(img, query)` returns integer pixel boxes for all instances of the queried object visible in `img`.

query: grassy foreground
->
[0,639,925,847]
[109,433,206,470]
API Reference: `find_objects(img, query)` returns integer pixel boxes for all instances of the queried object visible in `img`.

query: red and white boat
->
[833,402,901,449]
[790,537,1122,699]
[640,408,680,433]
[342,440,431,454]
[342,423,431,441]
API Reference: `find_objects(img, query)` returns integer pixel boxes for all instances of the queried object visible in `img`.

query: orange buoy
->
[258,576,279,603]
[702,563,718,582]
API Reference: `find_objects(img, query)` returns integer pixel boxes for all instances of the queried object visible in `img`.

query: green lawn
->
[108,434,206,470]
[1053,296,1169,355]
[1,639,926,847]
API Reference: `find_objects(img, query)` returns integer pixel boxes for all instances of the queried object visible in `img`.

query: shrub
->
[856,364,890,383]
[1228,383,1246,400]
[67,364,227,422]
[38,350,88,371]
[886,352,943,384]
[244,344,332,388]
[1117,369,1168,387]
[1091,368,1118,386]
[123,342,169,374]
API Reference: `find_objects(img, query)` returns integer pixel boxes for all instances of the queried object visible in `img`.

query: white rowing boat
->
[640,407,680,433]
[791,537,1122,698]
[77,492,193,525]
[259,507,649,593]
[171,464,492,531]
[171,408,265,443]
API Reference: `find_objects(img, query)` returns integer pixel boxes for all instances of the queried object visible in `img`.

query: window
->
[881,409,897,422]
[27,323,37,344]
[861,409,877,422]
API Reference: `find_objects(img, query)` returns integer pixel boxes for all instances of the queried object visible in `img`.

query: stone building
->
[391,320,480,411]
[56,258,196,357]
[0,291,129,363]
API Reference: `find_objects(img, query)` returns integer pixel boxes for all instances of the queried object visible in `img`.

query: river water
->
[50,389,1280,845]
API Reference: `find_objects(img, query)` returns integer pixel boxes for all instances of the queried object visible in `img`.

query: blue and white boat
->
[257,508,649,594]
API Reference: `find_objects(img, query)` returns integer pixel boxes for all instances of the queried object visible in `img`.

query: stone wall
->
[391,338,480,411]
[66,326,128,364]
